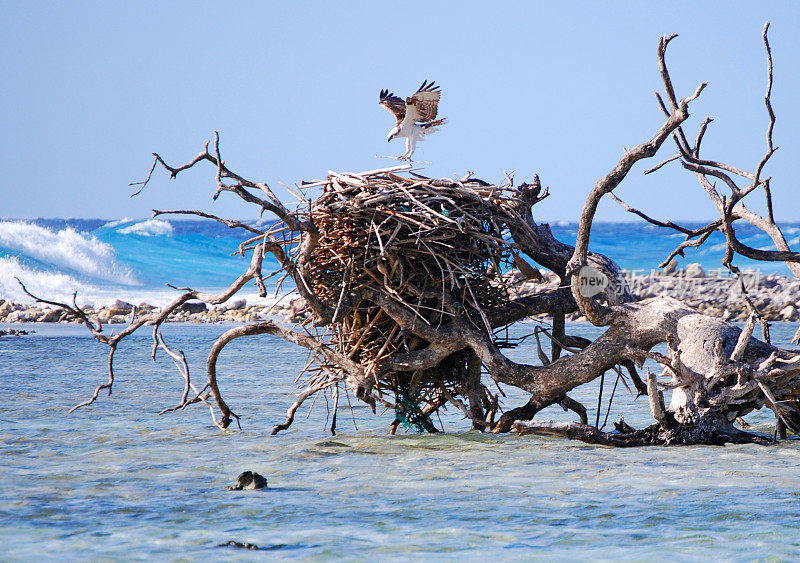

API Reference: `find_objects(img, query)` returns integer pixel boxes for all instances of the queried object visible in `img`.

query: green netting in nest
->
[274,167,521,429]
[395,380,437,433]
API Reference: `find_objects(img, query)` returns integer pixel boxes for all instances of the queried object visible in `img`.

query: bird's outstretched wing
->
[405,80,441,123]
[379,89,406,126]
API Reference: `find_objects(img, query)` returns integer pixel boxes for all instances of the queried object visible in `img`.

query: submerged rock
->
[218,540,260,550]
[226,471,268,490]
[0,328,34,338]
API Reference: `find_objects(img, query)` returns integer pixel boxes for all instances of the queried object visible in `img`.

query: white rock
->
[684,263,706,278]
[0,301,13,317]
[225,299,247,311]
[38,309,62,323]
[109,299,134,310]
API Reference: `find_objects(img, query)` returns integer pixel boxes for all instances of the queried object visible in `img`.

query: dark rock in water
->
[177,300,207,314]
[218,540,260,550]
[226,471,268,490]
[0,328,34,338]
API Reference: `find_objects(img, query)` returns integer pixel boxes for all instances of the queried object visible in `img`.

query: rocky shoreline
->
[621,265,800,322]
[1,264,798,327]
[0,296,310,326]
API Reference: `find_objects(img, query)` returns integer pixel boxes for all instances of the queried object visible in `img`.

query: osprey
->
[379,80,447,160]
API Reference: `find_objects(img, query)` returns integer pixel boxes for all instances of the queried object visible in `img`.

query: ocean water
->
[2,321,800,560]
[0,218,280,307]
[2,218,800,559]
[1,217,798,307]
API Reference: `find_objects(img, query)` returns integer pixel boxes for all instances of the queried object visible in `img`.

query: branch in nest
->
[131,133,314,232]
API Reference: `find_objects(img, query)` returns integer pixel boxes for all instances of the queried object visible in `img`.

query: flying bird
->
[379,80,447,161]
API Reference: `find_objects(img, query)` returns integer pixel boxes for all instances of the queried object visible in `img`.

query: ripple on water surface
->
[2,322,800,559]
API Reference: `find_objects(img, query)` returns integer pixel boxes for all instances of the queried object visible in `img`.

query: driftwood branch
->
[18,240,272,427]
[27,25,800,446]
[644,22,800,278]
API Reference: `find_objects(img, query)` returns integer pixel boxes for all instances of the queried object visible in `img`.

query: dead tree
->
[24,23,800,445]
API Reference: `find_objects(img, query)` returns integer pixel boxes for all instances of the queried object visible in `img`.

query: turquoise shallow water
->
[2,322,800,560]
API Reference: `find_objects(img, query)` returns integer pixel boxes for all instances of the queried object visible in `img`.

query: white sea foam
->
[0,256,100,304]
[1,254,284,307]
[117,219,173,236]
[1,255,205,306]
[102,217,135,228]
[0,220,139,285]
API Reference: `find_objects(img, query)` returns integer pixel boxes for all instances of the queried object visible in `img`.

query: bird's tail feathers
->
[421,117,447,128]
[419,118,447,137]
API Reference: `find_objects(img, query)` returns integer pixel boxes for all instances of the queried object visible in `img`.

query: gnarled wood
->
[25,24,800,444]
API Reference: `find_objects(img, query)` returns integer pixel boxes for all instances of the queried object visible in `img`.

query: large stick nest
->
[275,169,524,422]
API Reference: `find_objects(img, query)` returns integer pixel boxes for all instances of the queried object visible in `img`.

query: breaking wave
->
[0,221,139,285]
[0,256,99,304]
[102,217,135,228]
[0,256,218,307]
[116,219,173,236]
[2,218,796,305]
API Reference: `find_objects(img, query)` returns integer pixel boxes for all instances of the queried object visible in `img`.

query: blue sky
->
[3,2,799,222]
